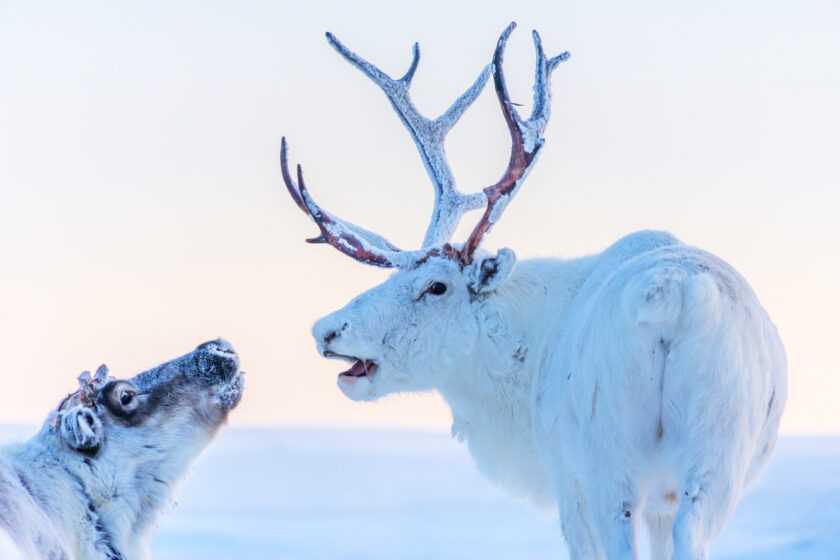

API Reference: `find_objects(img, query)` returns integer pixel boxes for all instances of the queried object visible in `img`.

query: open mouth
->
[338,359,378,381]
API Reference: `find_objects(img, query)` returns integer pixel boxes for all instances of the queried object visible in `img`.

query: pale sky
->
[1,0,837,433]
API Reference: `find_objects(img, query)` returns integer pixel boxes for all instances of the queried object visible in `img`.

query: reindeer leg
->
[645,513,674,560]
[584,472,641,560]
[555,472,605,560]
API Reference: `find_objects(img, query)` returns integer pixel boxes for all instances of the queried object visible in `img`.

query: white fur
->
[0,341,244,560]
[0,528,26,560]
[312,230,787,560]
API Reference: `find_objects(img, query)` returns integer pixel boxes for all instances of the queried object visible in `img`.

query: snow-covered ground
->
[1,426,837,559]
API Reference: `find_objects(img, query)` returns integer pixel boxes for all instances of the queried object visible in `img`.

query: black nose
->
[192,339,239,384]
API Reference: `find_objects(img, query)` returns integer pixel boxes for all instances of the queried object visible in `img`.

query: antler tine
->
[280,137,420,268]
[457,23,570,264]
[529,30,571,144]
[326,32,492,249]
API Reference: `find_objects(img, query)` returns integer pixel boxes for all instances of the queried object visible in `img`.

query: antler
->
[55,364,111,414]
[326,32,491,249]
[281,138,418,268]
[454,23,570,265]
[282,24,568,268]
[281,31,493,268]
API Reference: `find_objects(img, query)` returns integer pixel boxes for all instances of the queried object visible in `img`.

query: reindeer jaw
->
[324,353,379,383]
[338,358,378,381]
[333,357,380,401]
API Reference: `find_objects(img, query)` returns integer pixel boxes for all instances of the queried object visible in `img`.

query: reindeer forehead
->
[411,255,460,275]
[387,257,461,288]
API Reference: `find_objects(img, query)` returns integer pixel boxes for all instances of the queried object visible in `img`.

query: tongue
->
[342,359,376,378]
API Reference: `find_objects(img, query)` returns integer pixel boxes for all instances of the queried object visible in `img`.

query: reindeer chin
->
[336,368,378,401]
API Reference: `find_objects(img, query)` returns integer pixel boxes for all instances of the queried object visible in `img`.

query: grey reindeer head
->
[49,339,244,455]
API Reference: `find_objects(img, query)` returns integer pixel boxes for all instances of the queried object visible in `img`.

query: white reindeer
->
[281,23,787,560]
[0,339,244,560]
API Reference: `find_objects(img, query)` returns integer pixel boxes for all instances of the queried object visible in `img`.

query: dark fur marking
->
[479,259,499,286]
[78,445,100,458]
[763,389,777,428]
[16,471,33,498]
[657,337,667,440]
[63,466,124,560]
[99,378,184,427]
[93,514,123,560]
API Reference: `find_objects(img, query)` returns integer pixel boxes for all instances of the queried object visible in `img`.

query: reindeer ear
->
[466,248,516,294]
[60,406,103,453]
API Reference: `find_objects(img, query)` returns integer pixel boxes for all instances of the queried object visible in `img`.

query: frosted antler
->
[326,32,491,249]
[455,23,570,264]
[281,138,423,268]
[282,24,568,268]
[54,364,112,416]
[76,364,110,406]
[282,31,492,268]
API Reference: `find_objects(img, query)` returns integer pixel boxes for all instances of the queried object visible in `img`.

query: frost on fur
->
[0,339,244,560]
[282,23,787,560]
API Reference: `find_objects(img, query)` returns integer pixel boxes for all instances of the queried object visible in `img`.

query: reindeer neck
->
[5,429,130,560]
[438,255,597,505]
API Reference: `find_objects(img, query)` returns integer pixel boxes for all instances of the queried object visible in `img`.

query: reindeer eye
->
[427,282,448,296]
[112,384,139,412]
